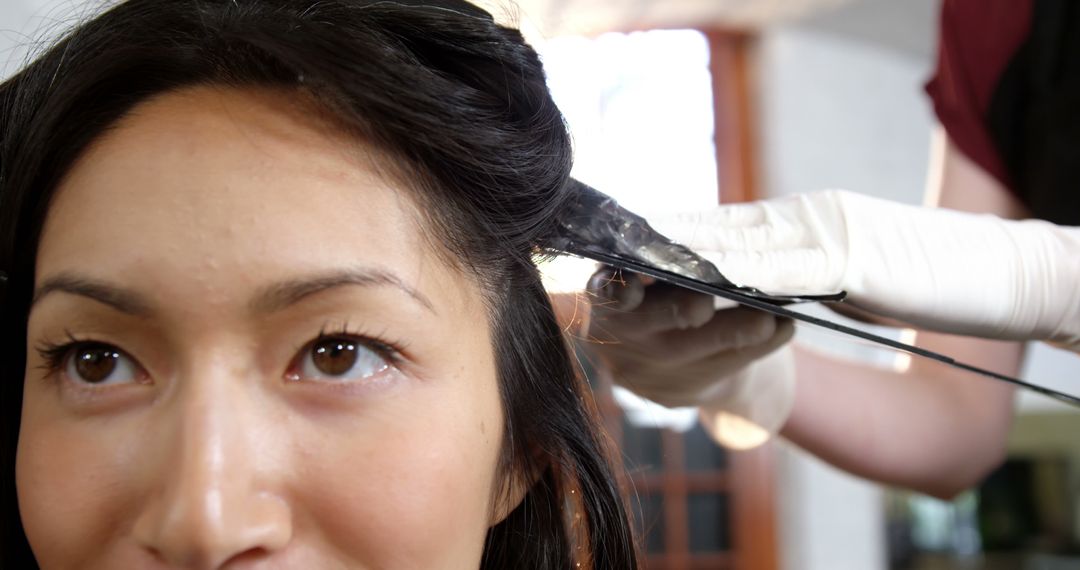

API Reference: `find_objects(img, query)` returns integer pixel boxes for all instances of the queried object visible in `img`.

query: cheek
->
[293,372,506,566]
[16,409,143,565]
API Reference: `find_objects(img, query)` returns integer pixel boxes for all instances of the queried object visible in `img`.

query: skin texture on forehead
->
[17,85,511,569]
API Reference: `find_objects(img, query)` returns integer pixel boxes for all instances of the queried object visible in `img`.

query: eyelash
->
[299,322,408,367]
[34,330,94,379]
[33,324,410,381]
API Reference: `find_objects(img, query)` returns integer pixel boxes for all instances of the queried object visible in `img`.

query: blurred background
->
[4,1,1080,568]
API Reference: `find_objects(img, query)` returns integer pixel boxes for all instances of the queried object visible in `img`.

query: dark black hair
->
[0,1,638,567]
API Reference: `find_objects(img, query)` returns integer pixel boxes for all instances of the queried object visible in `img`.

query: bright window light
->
[540,29,719,216]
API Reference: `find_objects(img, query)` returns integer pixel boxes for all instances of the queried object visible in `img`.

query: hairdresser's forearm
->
[781,334,1020,499]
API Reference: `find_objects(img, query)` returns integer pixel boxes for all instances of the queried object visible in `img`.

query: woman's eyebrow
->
[31,268,435,316]
[32,273,153,316]
[251,267,436,315]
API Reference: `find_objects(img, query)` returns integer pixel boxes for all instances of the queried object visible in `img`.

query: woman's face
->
[17,87,512,569]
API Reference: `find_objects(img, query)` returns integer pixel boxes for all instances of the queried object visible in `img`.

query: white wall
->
[757,28,936,206]
[0,0,80,78]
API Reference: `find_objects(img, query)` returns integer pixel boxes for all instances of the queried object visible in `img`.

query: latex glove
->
[585,269,795,448]
[654,190,1080,351]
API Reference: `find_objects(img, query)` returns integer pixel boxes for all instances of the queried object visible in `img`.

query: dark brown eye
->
[296,336,389,382]
[74,346,119,382]
[65,344,139,385]
[311,338,359,376]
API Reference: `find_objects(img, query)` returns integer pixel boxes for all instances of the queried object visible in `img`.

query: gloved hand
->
[585,269,795,448]
[654,190,1080,351]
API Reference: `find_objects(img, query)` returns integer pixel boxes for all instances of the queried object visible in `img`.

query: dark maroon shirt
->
[925,0,1032,192]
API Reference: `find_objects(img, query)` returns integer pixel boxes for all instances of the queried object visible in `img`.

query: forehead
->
[36,86,473,317]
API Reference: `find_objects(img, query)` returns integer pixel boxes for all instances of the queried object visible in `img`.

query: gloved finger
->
[590,282,716,339]
[651,209,802,252]
[649,307,793,368]
[656,202,767,230]
[690,316,794,372]
[587,267,646,311]
[699,248,836,294]
[603,307,792,367]
[617,319,795,408]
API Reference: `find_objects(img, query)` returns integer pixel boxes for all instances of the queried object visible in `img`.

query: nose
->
[133,374,292,568]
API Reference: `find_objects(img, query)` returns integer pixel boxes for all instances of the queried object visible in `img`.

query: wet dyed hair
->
[0,0,638,567]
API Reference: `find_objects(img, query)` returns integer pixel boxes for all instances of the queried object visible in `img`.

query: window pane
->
[632,492,666,554]
[684,421,727,471]
[688,493,731,552]
[621,416,663,473]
